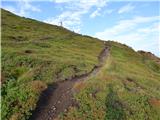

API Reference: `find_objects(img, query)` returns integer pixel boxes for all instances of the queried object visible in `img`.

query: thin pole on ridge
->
[59,21,63,27]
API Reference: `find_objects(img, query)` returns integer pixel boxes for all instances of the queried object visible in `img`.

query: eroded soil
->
[29,45,109,120]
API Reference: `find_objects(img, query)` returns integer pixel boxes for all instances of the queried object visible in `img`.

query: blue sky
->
[1,0,160,57]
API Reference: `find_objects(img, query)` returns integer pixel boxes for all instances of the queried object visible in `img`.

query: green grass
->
[1,9,160,120]
[62,42,160,120]
[1,9,104,120]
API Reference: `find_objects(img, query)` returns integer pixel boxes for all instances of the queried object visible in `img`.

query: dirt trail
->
[29,45,109,120]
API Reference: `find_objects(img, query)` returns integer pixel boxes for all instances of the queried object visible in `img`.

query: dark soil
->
[29,45,109,120]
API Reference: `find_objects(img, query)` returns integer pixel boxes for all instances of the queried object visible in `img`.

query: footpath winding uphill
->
[29,45,109,120]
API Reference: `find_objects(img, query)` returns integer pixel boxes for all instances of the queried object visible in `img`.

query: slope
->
[62,42,160,120]
[1,8,160,120]
[1,9,105,120]
[29,44,109,120]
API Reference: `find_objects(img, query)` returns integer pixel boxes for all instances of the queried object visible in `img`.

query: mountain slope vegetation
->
[1,9,105,120]
[63,42,160,120]
[1,9,160,120]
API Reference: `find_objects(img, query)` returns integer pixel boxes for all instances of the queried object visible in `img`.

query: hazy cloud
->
[95,16,160,56]
[118,3,135,14]
[45,0,107,32]
[2,0,41,16]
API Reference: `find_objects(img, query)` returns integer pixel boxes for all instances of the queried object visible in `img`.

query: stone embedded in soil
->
[48,117,52,120]
[50,106,56,111]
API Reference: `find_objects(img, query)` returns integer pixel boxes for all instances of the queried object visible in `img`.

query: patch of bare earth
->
[29,45,109,120]
[149,98,160,107]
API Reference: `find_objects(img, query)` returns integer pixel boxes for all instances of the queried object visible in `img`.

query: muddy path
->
[29,45,109,120]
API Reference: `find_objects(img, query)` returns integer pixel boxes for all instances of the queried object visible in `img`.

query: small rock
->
[48,117,52,120]
[50,106,56,111]
[64,109,67,112]
[52,106,55,108]
[53,107,56,110]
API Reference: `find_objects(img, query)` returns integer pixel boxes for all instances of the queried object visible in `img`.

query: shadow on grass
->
[105,84,125,120]
[29,83,58,120]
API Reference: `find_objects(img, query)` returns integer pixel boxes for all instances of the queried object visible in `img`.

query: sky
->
[1,0,160,57]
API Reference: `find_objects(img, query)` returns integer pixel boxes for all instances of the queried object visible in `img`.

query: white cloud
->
[3,0,107,32]
[45,11,83,33]
[90,8,101,18]
[118,3,135,14]
[95,16,160,56]
[95,16,160,37]
[2,0,41,16]
[53,0,76,3]
[45,0,107,32]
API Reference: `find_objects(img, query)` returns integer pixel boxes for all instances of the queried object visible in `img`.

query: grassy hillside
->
[62,42,160,120]
[1,9,105,120]
[1,9,160,120]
